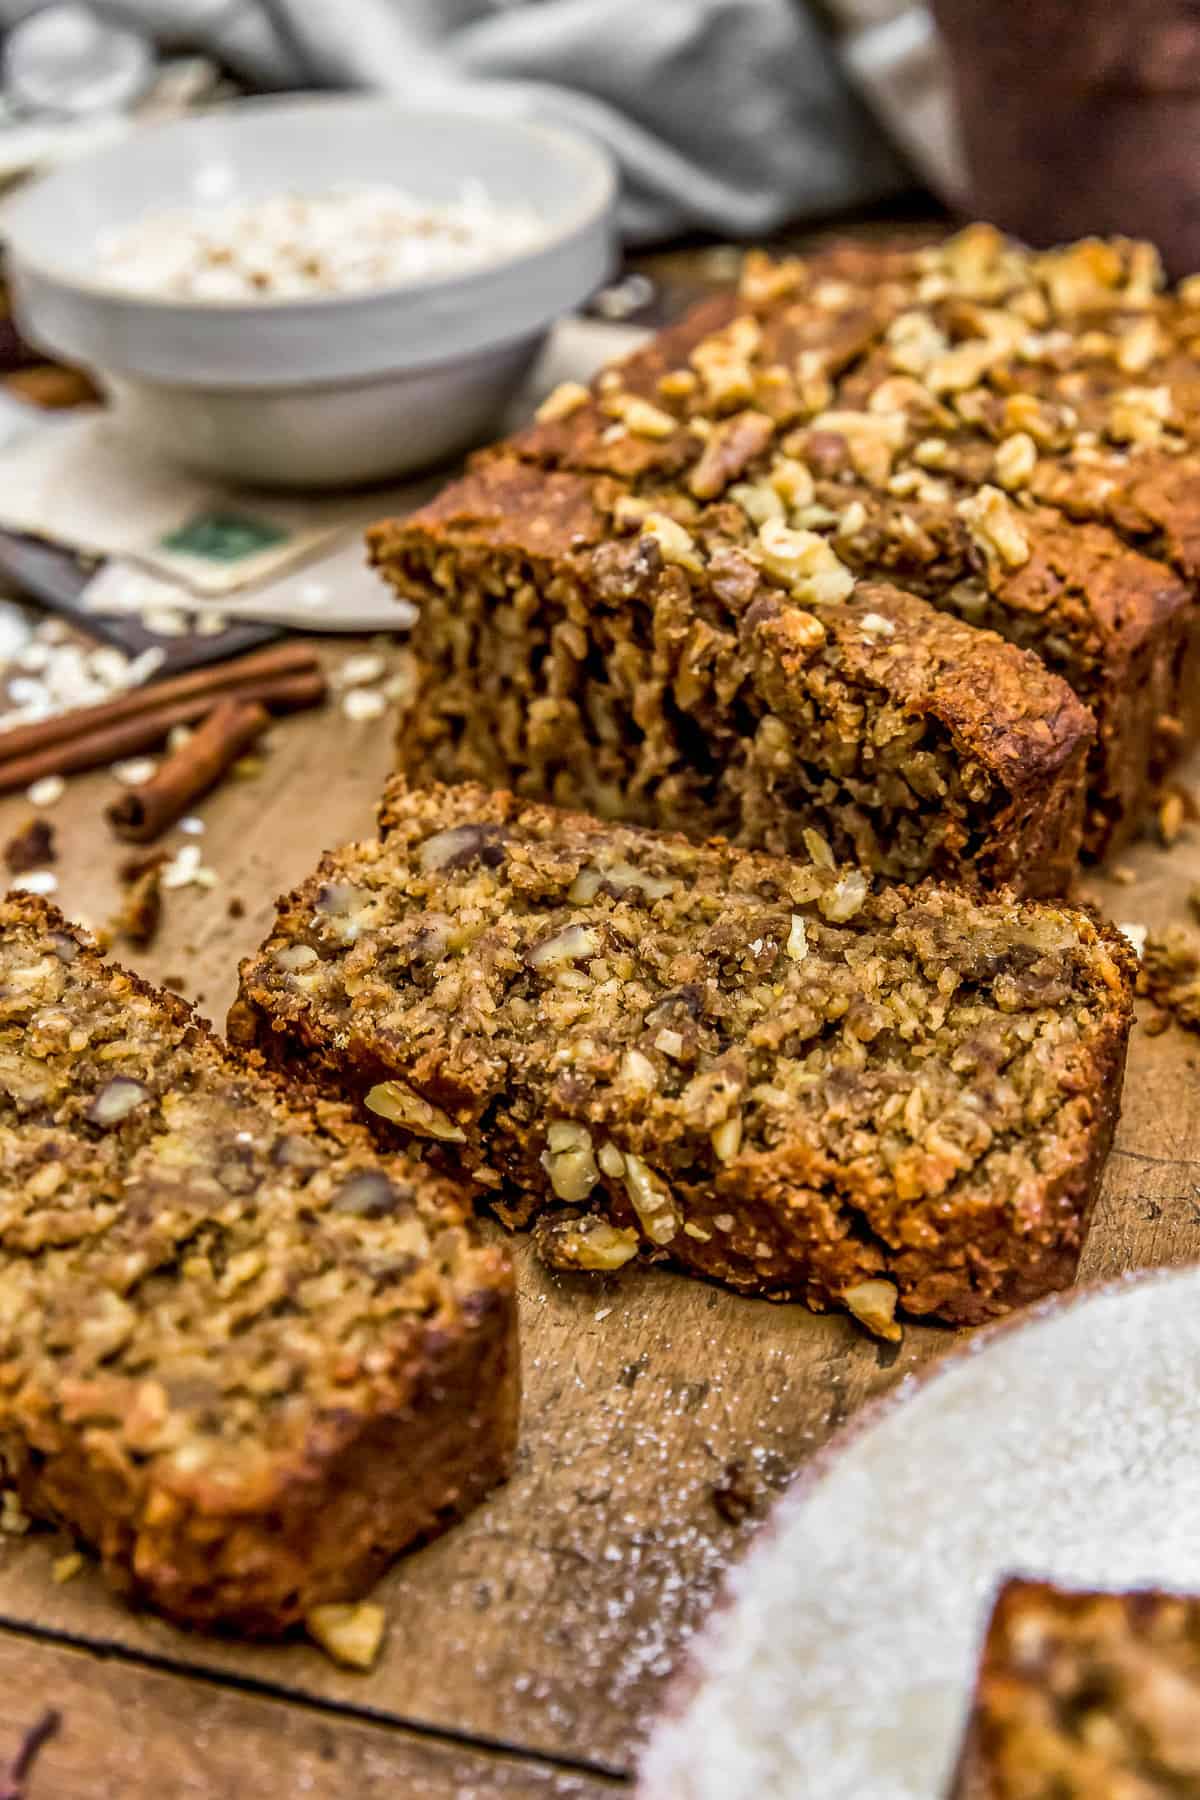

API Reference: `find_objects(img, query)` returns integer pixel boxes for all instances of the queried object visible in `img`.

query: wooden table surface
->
[0,232,1196,1798]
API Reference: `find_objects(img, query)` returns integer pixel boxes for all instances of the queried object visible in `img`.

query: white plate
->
[640,1267,1200,1799]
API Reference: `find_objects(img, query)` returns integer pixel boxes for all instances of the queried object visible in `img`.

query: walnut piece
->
[364,1080,465,1142]
[541,1122,600,1203]
[843,1278,902,1342]
[306,1602,386,1671]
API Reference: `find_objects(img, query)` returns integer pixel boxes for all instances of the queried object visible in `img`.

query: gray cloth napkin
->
[45,0,913,240]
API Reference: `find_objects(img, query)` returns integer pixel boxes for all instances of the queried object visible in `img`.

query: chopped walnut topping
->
[836,499,868,540]
[808,408,906,488]
[1115,316,1162,376]
[597,1142,626,1179]
[993,432,1038,491]
[926,338,1003,396]
[711,1114,743,1163]
[527,923,602,968]
[619,1048,658,1091]
[641,511,704,575]
[728,480,785,528]
[612,493,654,531]
[794,348,833,412]
[537,1213,639,1271]
[605,394,678,440]
[958,484,1031,572]
[689,409,775,499]
[769,456,816,513]
[1107,385,1173,447]
[1001,392,1076,449]
[820,869,869,922]
[755,519,855,605]
[542,1121,599,1203]
[912,436,949,469]
[803,827,835,870]
[738,249,800,306]
[657,368,698,402]
[87,1077,150,1127]
[690,314,761,410]
[1034,238,1127,314]
[886,310,949,377]
[622,1152,679,1243]
[843,1278,902,1342]
[535,380,590,424]
[364,1079,466,1142]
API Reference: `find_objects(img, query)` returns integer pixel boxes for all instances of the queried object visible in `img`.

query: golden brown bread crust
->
[950,1579,1200,1797]
[369,226,1200,865]
[232,781,1134,1332]
[0,894,518,1635]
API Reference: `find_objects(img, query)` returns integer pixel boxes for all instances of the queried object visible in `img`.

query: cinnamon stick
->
[0,641,319,765]
[0,666,325,796]
[106,698,270,843]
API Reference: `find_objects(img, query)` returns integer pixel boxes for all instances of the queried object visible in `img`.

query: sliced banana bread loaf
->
[371,458,1093,896]
[231,781,1134,1334]
[369,226,1200,864]
[0,894,517,1635]
[951,1579,1200,1797]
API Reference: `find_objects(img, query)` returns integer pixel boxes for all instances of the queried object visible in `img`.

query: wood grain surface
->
[0,640,1194,1797]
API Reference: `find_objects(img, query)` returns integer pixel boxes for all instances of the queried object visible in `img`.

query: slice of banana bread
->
[371,458,1093,896]
[231,781,1134,1334]
[0,894,517,1636]
[951,1579,1200,1797]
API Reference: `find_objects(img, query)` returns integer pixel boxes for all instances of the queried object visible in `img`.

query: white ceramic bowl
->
[1,95,617,488]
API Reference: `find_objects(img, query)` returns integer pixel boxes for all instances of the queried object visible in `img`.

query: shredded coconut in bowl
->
[94,182,548,302]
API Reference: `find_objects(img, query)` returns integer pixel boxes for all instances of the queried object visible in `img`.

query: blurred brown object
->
[4,365,100,410]
[932,0,1200,276]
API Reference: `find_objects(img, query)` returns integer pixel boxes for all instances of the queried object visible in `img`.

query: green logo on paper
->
[160,512,290,562]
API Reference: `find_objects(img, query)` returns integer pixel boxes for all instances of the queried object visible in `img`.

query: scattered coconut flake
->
[112,758,157,786]
[10,870,57,895]
[335,653,387,688]
[161,843,217,890]
[859,612,896,638]
[1119,921,1147,958]
[167,724,193,752]
[142,606,189,637]
[594,1307,613,1322]
[342,687,387,723]
[8,676,48,708]
[194,610,228,637]
[179,816,205,836]
[26,776,64,807]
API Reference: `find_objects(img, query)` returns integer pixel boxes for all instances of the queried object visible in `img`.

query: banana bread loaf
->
[231,781,1134,1334]
[0,894,517,1635]
[369,226,1200,865]
[951,1579,1200,1797]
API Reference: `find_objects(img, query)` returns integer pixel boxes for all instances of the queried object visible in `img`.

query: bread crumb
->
[52,1551,84,1583]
